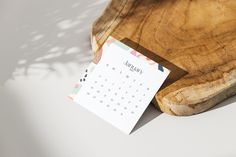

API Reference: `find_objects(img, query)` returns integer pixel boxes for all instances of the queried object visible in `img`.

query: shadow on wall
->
[0,0,107,157]
[0,0,108,86]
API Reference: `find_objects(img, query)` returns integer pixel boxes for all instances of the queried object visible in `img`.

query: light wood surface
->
[91,0,236,116]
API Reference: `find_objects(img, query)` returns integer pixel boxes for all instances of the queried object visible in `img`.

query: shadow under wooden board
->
[91,0,236,116]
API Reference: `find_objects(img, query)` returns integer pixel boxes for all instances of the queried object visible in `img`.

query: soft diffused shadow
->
[131,103,162,133]
[0,89,49,157]
[0,0,108,84]
[0,0,108,157]
[210,94,236,111]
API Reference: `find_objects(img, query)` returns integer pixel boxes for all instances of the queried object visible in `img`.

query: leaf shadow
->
[0,0,108,85]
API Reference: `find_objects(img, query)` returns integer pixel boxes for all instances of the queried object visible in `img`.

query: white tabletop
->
[1,0,236,157]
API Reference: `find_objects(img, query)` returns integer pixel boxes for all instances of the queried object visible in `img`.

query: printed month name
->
[124,60,143,75]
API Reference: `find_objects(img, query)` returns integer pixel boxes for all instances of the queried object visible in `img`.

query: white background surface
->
[0,0,236,157]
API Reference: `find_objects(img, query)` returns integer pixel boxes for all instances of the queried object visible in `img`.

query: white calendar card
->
[69,36,170,134]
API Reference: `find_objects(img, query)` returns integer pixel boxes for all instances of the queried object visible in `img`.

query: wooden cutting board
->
[91,0,236,116]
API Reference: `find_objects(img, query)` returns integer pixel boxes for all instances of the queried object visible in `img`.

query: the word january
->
[124,60,143,75]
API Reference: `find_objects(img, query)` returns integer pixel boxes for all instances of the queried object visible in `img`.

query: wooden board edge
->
[91,0,136,52]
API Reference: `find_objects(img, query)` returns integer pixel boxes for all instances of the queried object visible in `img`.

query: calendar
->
[69,36,170,134]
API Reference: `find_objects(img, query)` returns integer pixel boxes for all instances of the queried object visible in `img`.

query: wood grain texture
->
[91,0,236,116]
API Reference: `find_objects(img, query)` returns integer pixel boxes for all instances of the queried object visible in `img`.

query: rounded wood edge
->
[155,70,236,116]
[91,0,135,52]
